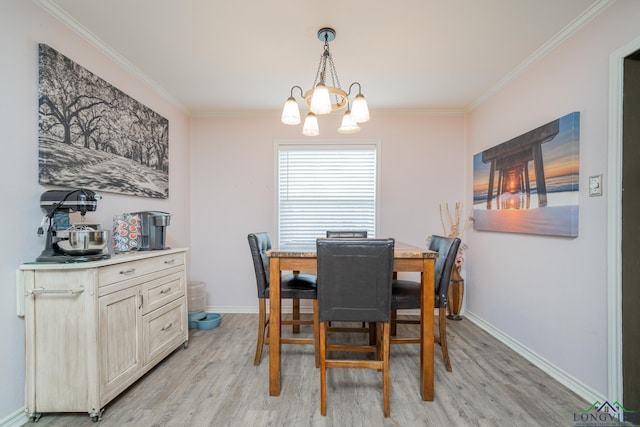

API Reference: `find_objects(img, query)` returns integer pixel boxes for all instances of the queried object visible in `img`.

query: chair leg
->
[254,298,267,366]
[319,321,328,416]
[369,322,377,345]
[382,322,391,418]
[319,319,390,417]
[375,322,382,362]
[292,298,300,334]
[439,307,452,372]
[292,270,302,334]
[313,299,320,368]
[390,309,397,336]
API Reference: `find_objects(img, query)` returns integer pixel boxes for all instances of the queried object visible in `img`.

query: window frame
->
[273,140,381,247]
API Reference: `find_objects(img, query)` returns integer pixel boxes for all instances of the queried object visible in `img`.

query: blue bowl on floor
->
[195,313,221,330]
[188,311,206,329]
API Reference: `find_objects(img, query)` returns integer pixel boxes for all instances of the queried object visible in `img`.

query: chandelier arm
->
[347,82,363,96]
[290,85,304,99]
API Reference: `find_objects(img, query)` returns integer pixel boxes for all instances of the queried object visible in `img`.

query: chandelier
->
[281,28,370,136]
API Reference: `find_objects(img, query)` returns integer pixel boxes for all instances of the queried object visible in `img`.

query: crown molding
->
[467,0,616,112]
[33,0,190,115]
[191,108,466,120]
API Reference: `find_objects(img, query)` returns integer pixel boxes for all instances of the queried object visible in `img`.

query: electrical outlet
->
[589,174,603,197]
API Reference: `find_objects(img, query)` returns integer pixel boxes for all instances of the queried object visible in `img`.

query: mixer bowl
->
[56,230,110,255]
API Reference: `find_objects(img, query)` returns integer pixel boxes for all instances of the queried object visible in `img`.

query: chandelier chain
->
[311,43,328,87]
[326,54,343,105]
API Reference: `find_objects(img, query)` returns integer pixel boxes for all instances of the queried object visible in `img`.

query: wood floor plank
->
[24,313,587,426]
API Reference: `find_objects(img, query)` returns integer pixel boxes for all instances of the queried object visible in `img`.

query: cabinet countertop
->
[19,248,188,270]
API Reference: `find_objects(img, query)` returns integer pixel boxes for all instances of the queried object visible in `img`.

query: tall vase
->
[447,264,464,321]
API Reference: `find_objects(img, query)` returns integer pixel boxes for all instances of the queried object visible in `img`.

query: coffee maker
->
[36,189,110,262]
[130,211,171,250]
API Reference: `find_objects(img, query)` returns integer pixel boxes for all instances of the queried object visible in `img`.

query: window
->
[276,141,379,246]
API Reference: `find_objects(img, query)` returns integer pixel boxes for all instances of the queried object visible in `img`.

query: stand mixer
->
[36,189,111,262]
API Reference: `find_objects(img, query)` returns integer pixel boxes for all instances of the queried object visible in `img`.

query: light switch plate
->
[589,174,603,197]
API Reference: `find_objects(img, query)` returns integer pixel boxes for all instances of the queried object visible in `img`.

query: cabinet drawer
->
[99,253,184,286]
[143,297,186,364]
[142,271,184,314]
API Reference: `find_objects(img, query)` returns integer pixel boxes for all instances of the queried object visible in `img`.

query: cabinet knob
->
[120,268,136,275]
[161,322,173,331]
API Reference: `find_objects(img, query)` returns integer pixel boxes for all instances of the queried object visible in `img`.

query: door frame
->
[607,34,640,403]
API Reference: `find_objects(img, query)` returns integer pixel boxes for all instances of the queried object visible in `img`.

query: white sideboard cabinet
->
[18,249,189,422]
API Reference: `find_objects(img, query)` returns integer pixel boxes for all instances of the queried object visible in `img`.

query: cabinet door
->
[99,286,143,403]
[24,270,95,413]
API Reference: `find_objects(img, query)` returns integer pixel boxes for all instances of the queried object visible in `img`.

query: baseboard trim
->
[464,311,602,404]
[0,408,27,427]
[204,306,423,315]
[204,306,257,314]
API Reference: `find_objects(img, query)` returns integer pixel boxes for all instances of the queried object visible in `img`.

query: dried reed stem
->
[440,202,471,240]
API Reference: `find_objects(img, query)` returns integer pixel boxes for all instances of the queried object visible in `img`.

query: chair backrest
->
[326,230,368,238]
[316,238,394,323]
[428,235,462,308]
[248,232,271,298]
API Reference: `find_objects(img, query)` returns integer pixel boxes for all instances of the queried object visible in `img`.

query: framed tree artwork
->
[38,44,169,199]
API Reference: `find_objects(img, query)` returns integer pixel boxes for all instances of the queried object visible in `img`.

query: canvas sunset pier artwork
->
[473,112,580,237]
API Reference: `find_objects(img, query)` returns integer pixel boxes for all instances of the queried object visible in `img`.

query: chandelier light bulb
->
[302,112,319,136]
[337,110,360,134]
[309,83,332,115]
[350,94,370,123]
[281,96,301,125]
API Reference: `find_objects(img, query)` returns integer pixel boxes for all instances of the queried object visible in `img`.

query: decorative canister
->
[112,213,141,253]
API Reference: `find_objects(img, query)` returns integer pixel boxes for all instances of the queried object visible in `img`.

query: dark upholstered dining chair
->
[390,235,461,372]
[325,230,371,337]
[247,232,319,367]
[316,238,395,417]
[325,230,368,238]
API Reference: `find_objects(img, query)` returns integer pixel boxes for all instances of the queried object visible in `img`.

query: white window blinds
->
[277,143,378,246]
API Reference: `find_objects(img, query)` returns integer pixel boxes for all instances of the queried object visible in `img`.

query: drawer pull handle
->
[120,268,136,275]
[164,259,176,265]
[160,287,172,294]
[28,287,84,296]
[161,322,173,331]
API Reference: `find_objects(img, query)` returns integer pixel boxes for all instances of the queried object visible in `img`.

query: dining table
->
[266,240,437,400]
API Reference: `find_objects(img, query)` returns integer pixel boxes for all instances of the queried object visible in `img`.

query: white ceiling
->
[37,0,608,115]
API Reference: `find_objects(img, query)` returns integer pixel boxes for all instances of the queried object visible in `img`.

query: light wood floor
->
[25,313,587,426]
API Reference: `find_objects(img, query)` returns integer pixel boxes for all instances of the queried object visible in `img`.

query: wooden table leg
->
[420,257,435,401]
[269,257,281,396]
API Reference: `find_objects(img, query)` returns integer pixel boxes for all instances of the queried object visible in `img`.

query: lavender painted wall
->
[0,2,191,421]
[465,0,640,400]
[189,114,466,308]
